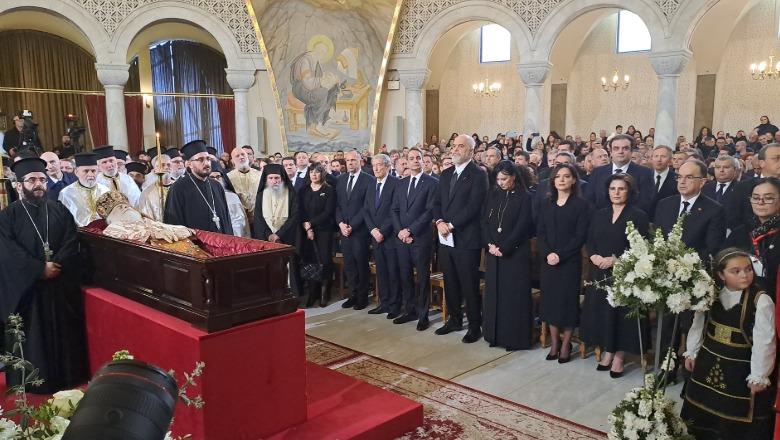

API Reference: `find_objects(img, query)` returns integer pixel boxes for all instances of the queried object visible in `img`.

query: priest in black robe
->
[163,140,233,235]
[0,157,88,393]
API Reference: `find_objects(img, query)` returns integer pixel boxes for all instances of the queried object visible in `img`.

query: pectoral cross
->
[43,243,53,262]
[212,214,221,230]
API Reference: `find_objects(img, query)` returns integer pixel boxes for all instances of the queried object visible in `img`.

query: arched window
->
[480,24,511,63]
[616,10,651,53]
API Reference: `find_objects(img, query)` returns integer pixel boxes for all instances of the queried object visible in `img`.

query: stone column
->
[225,69,257,148]
[517,61,552,139]
[95,63,130,149]
[398,68,430,148]
[649,50,691,148]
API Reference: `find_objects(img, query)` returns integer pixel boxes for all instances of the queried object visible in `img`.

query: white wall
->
[713,0,780,135]
[437,28,527,139]
[565,13,696,139]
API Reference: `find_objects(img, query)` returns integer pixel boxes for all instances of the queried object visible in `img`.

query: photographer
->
[53,134,75,158]
[3,111,43,156]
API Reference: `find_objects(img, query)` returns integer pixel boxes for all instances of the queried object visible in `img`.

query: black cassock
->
[537,196,591,328]
[0,199,88,394]
[481,187,533,350]
[163,172,233,235]
[252,188,300,247]
[580,205,650,354]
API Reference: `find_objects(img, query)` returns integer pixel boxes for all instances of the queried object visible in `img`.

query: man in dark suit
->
[653,159,725,383]
[363,153,402,317]
[586,134,654,214]
[422,153,440,179]
[41,151,77,201]
[291,151,309,191]
[432,134,489,343]
[649,145,678,215]
[702,155,738,204]
[392,148,438,331]
[336,150,373,309]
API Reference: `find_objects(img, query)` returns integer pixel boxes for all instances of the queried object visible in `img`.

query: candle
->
[155,133,162,173]
[0,151,4,180]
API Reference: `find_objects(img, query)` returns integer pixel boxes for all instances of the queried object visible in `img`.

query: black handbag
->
[300,239,324,282]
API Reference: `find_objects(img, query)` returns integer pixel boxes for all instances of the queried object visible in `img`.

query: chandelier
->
[472,76,501,97]
[750,55,780,80]
[601,70,629,92]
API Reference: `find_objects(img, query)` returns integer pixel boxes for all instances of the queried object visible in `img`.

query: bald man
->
[41,151,76,201]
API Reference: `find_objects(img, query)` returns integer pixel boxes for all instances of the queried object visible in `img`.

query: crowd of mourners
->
[1,112,779,439]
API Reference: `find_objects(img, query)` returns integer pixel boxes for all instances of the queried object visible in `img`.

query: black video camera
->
[65,114,87,154]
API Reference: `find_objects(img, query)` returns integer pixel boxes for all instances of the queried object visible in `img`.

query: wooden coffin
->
[79,226,298,332]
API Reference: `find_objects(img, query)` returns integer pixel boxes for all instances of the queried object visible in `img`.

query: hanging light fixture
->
[601,69,629,92]
[472,76,502,97]
[750,55,780,80]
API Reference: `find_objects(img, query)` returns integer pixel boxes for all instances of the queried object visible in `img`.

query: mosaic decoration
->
[72,0,260,53]
[656,0,683,22]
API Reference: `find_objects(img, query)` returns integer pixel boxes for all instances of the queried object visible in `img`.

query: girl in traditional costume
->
[681,248,776,439]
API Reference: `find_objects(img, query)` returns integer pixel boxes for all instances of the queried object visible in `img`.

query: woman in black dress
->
[580,173,650,378]
[538,163,590,363]
[299,164,337,307]
[724,177,779,297]
[481,161,534,350]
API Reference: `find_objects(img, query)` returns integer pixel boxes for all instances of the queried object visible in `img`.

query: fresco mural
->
[253,0,399,152]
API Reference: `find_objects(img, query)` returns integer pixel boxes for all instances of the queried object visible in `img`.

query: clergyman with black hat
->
[0,157,89,394]
[94,145,141,206]
[58,153,110,226]
[163,140,233,234]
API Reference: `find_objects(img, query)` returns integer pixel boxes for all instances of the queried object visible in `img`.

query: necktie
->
[375,182,381,209]
[347,174,355,199]
[391,169,396,177]
[716,183,725,201]
[449,171,458,197]
[614,168,623,175]
[655,174,661,193]
[679,201,690,217]
[408,176,417,196]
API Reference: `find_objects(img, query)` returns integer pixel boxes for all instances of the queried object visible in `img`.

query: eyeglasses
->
[22,177,48,184]
[677,175,705,182]
[189,157,210,163]
[750,196,778,205]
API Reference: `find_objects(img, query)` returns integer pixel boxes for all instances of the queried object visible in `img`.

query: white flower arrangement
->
[607,375,694,440]
[601,218,716,317]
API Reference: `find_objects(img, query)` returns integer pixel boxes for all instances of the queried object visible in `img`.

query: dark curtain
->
[0,30,101,151]
[150,41,231,152]
[83,95,107,147]
[124,96,143,155]
[216,98,235,153]
[126,57,141,94]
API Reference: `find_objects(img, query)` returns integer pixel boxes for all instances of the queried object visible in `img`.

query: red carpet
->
[269,362,423,439]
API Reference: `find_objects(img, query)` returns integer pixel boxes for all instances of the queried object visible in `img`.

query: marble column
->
[649,50,691,148]
[517,61,552,139]
[398,68,430,148]
[225,69,257,148]
[95,63,130,149]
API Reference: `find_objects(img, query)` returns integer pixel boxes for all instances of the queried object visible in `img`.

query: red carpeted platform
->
[269,362,423,440]
[84,287,307,440]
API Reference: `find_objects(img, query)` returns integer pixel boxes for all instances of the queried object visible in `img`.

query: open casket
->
[79,221,298,332]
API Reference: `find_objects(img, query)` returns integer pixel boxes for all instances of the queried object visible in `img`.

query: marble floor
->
[305,300,684,433]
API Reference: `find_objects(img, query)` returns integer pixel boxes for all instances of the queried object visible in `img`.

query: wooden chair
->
[369,261,379,303]
[429,272,446,322]
[331,253,347,298]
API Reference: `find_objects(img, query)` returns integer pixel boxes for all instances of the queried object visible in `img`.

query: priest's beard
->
[237,163,251,173]
[270,183,284,196]
[22,186,47,205]
[171,167,185,179]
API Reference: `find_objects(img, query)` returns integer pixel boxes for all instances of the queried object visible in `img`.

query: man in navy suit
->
[649,145,678,215]
[336,150,372,309]
[586,134,654,214]
[432,134,489,343]
[653,159,725,383]
[41,151,77,201]
[363,154,402,317]
[291,151,309,191]
[701,155,738,204]
[422,153,439,179]
[392,148,438,330]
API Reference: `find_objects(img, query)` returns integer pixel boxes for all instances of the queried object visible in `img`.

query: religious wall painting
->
[252,0,400,152]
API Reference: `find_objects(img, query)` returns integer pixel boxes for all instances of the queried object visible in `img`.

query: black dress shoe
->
[596,362,612,371]
[342,298,356,308]
[610,369,624,379]
[367,306,386,315]
[393,313,417,324]
[416,320,430,331]
[434,321,463,335]
[545,351,558,361]
[557,343,573,364]
[462,328,482,343]
[353,300,368,311]
[386,311,400,320]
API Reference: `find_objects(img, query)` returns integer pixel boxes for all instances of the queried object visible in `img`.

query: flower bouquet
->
[0,315,203,440]
[607,374,694,440]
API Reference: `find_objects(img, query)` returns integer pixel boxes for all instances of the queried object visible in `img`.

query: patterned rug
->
[306,335,606,439]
